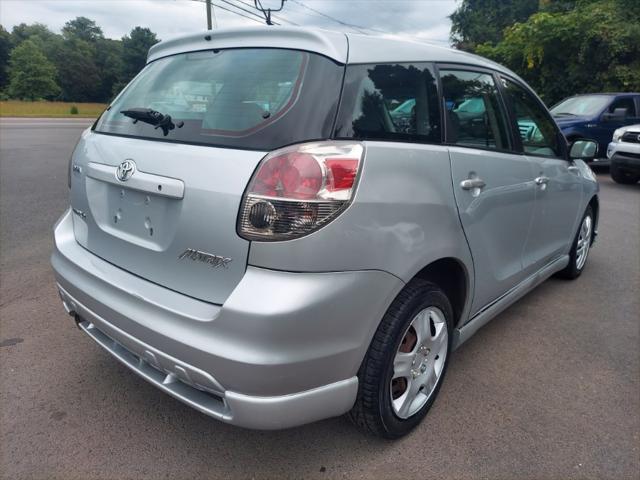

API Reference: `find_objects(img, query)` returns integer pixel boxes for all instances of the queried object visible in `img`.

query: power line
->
[217,0,274,23]
[210,1,267,23]
[191,0,299,27]
[289,0,386,35]
[231,0,299,25]
[190,0,272,25]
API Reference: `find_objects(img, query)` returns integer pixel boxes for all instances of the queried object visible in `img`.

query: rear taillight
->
[238,141,364,241]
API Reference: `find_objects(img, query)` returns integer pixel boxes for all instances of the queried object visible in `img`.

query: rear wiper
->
[553,112,577,117]
[120,107,184,136]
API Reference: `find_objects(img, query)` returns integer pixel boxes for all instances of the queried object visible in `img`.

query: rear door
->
[72,47,345,304]
[440,67,537,316]
[71,135,264,304]
[499,77,583,273]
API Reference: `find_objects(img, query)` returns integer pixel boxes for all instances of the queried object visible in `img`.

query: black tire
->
[348,279,453,439]
[611,162,640,184]
[557,205,594,279]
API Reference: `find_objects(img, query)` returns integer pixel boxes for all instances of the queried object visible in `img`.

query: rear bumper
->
[52,209,402,429]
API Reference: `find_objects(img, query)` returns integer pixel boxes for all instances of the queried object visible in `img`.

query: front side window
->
[95,49,343,151]
[440,69,511,151]
[335,63,441,144]
[502,78,562,157]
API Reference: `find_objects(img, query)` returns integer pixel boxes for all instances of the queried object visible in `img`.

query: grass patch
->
[0,101,107,118]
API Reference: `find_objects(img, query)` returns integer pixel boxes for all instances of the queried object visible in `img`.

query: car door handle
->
[567,165,580,173]
[460,178,486,190]
[534,176,549,185]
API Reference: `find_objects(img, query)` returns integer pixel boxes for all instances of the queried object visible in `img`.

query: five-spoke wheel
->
[349,279,453,438]
[391,307,448,419]
[575,214,592,271]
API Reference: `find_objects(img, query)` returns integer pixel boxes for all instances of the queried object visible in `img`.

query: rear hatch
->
[71,47,344,304]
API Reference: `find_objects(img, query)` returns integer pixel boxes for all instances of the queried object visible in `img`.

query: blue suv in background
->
[551,93,640,165]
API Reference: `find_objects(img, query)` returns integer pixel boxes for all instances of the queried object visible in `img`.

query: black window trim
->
[496,73,569,161]
[435,63,519,156]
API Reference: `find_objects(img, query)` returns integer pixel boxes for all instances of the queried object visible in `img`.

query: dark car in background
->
[551,93,640,165]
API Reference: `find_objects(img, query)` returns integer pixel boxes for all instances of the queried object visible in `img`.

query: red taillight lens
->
[252,152,323,199]
[238,141,364,241]
[325,158,358,191]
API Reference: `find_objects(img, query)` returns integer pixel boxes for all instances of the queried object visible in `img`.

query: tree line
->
[1,3,638,106]
[0,17,159,102]
[450,0,640,105]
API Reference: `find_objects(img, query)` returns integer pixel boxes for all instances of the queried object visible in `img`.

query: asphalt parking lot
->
[1,117,638,480]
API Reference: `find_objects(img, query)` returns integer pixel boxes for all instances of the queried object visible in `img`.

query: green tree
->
[120,27,159,85]
[7,39,60,100]
[450,0,539,50]
[0,26,12,89]
[54,37,101,102]
[62,16,104,43]
[55,17,104,101]
[11,22,58,45]
[10,23,64,73]
[95,37,123,102]
[3,19,161,103]
[476,0,640,104]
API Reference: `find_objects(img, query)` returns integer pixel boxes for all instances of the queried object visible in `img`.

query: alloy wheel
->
[576,215,592,271]
[390,306,448,419]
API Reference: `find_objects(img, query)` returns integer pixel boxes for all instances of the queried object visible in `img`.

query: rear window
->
[95,48,344,151]
[334,63,441,144]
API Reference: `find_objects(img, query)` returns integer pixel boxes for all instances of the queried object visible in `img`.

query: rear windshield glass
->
[95,48,344,151]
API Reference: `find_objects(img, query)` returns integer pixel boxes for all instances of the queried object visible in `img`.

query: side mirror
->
[603,108,627,122]
[569,139,598,160]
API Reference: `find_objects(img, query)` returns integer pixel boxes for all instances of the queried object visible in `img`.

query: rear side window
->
[440,69,511,151]
[95,49,343,151]
[501,78,562,157]
[609,97,637,116]
[334,63,441,144]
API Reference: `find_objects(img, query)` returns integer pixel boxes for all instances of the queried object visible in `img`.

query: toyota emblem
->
[116,159,136,182]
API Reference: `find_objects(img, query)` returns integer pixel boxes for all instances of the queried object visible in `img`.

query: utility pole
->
[206,0,217,30]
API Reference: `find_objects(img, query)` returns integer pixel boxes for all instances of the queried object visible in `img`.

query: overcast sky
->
[0,0,458,45]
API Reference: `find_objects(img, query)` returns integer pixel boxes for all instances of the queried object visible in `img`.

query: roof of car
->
[147,26,516,76]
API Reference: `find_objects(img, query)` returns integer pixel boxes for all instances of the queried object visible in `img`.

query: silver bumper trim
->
[58,283,359,429]
[79,317,231,420]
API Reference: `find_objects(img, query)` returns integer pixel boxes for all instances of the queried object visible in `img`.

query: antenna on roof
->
[254,0,286,26]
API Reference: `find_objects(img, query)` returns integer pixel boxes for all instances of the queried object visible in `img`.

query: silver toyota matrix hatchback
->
[52,27,600,438]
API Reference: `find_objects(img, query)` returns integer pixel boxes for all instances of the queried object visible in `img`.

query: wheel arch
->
[412,257,470,329]
[588,194,599,245]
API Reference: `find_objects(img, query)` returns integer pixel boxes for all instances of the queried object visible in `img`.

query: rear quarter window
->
[334,63,441,144]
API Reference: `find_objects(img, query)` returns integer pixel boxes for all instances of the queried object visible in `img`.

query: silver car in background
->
[52,27,599,438]
[608,124,640,184]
